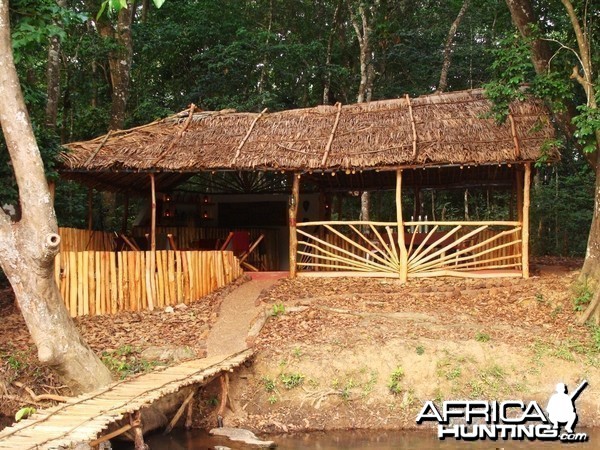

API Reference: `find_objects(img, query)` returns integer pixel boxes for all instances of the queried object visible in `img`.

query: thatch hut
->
[57,88,558,313]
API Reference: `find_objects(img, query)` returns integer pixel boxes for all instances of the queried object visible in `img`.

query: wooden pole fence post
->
[396,169,408,282]
[522,163,531,279]
[289,172,300,278]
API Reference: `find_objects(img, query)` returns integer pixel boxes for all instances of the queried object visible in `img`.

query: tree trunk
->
[504,0,553,74]
[97,2,134,130]
[0,0,113,393]
[45,0,66,129]
[349,1,377,103]
[360,191,370,222]
[438,0,470,92]
[322,0,342,105]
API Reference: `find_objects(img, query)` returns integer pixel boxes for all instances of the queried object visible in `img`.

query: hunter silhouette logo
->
[547,380,587,435]
[416,379,589,442]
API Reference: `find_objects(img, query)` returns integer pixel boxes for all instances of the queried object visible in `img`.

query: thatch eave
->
[60,88,559,192]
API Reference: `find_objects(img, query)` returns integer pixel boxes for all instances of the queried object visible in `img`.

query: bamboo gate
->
[55,228,243,317]
[289,165,531,280]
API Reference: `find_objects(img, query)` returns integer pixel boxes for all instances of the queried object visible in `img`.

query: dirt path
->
[207,279,275,357]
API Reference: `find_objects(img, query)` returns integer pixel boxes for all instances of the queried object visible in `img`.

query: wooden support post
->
[522,163,531,279]
[516,166,523,223]
[185,389,195,429]
[396,170,408,283]
[87,188,93,230]
[164,390,195,434]
[150,174,156,252]
[217,373,230,426]
[121,191,130,234]
[289,173,300,278]
[130,410,147,450]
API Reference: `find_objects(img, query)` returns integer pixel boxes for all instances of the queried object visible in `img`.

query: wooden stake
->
[516,167,523,223]
[522,163,531,278]
[232,107,267,165]
[130,410,146,450]
[289,173,300,277]
[150,174,156,252]
[508,113,521,159]
[396,170,408,282]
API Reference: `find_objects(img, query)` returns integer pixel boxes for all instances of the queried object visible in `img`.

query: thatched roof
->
[61,89,558,192]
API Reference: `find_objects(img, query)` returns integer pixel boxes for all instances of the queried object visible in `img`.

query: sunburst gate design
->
[296,221,522,276]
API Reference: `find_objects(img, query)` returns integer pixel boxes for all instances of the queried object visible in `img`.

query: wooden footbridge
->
[0,349,253,449]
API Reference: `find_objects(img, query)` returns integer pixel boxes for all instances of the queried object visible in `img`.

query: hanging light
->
[203,195,210,203]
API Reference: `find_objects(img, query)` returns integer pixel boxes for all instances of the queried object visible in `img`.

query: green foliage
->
[261,376,276,393]
[271,303,285,317]
[475,331,490,343]
[573,278,593,312]
[101,346,160,379]
[15,406,36,422]
[416,345,425,355]
[388,366,404,395]
[280,372,304,389]
[573,102,600,154]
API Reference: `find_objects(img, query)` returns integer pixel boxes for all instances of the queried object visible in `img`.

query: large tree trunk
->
[322,0,342,105]
[504,0,553,74]
[97,2,134,130]
[438,0,470,92]
[349,1,377,103]
[0,0,113,393]
[45,0,66,129]
[505,0,600,322]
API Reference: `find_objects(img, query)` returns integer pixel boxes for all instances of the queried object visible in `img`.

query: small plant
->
[416,345,425,355]
[573,279,593,311]
[15,407,36,422]
[446,367,462,380]
[272,303,285,316]
[388,366,404,395]
[268,395,278,404]
[535,292,545,303]
[101,349,159,379]
[280,372,304,389]
[262,376,276,392]
[475,332,491,343]
[292,347,303,358]
[207,396,219,407]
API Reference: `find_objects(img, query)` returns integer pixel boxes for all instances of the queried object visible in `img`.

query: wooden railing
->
[296,220,522,278]
[54,250,243,317]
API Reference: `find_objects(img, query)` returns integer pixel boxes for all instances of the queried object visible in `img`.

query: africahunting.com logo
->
[416,380,589,443]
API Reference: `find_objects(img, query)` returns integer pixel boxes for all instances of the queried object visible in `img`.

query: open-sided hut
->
[59,88,558,311]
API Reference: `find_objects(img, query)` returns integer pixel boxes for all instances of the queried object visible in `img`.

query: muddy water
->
[138,428,599,449]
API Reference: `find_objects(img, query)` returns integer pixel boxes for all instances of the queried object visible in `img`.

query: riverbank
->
[202,261,600,433]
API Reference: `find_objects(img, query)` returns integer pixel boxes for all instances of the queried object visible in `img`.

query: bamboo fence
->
[53,250,243,317]
[296,220,522,277]
[58,227,114,252]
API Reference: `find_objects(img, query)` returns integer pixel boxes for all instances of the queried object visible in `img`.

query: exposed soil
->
[0,275,249,427]
[209,258,600,433]
[2,258,599,437]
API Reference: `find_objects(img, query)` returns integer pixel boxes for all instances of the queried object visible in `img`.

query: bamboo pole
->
[150,174,157,252]
[516,166,524,223]
[289,173,300,277]
[297,220,520,227]
[522,163,531,278]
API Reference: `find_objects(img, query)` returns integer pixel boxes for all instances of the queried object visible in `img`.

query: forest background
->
[0,0,596,260]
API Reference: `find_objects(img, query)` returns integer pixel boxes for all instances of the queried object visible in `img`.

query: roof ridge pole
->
[508,113,521,159]
[405,94,418,159]
[396,169,408,283]
[232,107,268,166]
[321,102,343,166]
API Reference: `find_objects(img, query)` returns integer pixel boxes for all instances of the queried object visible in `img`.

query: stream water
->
[128,428,599,449]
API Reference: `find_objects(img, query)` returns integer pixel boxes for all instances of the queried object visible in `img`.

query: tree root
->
[578,288,600,325]
[12,381,73,403]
